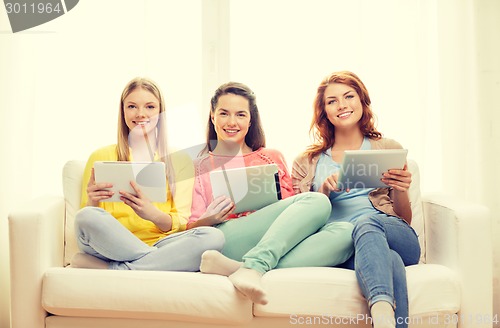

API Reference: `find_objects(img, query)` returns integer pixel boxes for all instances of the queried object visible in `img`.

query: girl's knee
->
[352,216,384,237]
[309,192,331,207]
[296,191,329,203]
[355,215,380,226]
[194,226,225,251]
[299,192,332,220]
[75,206,104,230]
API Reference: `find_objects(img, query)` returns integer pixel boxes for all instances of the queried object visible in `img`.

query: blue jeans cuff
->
[369,294,395,310]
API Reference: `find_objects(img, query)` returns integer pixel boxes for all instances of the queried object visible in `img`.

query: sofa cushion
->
[255,264,460,320]
[42,268,253,325]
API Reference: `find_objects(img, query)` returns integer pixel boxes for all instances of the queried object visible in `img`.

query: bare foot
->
[228,267,268,305]
[200,250,241,276]
[71,252,109,269]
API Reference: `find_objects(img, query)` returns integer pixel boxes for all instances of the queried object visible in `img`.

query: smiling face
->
[324,83,363,131]
[211,93,251,147]
[123,87,160,136]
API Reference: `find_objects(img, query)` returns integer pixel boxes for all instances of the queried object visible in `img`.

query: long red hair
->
[306,71,381,159]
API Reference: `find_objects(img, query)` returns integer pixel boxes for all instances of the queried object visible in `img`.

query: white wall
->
[474,0,500,323]
[1,1,499,327]
[228,0,445,193]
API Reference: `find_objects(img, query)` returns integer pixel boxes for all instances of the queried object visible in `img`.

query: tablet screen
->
[93,161,167,202]
[209,164,281,213]
[337,149,408,189]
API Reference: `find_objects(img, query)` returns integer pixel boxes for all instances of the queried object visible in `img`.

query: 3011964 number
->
[443,313,499,325]
[5,2,62,14]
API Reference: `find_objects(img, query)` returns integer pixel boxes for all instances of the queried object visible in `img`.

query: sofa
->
[9,159,493,328]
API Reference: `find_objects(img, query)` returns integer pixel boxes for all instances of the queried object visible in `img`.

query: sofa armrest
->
[422,193,492,328]
[9,195,65,328]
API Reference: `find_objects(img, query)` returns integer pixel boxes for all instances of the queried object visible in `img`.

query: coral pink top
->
[188,147,294,224]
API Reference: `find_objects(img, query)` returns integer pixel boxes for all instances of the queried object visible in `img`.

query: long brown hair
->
[306,71,381,159]
[202,82,266,154]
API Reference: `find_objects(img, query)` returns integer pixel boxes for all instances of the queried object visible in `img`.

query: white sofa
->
[9,160,493,328]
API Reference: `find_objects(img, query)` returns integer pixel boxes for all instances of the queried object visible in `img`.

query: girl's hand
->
[200,195,235,225]
[381,164,412,192]
[318,172,350,195]
[86,168,114,206]
[120,180,163,222]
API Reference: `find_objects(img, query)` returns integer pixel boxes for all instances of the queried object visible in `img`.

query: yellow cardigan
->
[80,144,195,246]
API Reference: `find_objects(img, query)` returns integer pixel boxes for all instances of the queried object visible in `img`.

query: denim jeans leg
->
[391,250,409,328]
[354,217,394,307]
[111,226,225,271]
[352,214,420,328]
[75,206,154,262]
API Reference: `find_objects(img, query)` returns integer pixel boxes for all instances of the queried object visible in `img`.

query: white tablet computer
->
[209,163,281,213]
[93,161,167,202]
[337,149,408,189]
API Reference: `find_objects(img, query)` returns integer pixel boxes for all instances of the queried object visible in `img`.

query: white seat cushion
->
[255,264,460,319]
[42,268,252,325]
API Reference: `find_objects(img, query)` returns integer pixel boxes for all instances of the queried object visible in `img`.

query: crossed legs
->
[201,193,355,305]
[72,206,225,271]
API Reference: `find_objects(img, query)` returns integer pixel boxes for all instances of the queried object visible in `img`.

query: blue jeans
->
[340,213,420,328]
[75,207,225,271]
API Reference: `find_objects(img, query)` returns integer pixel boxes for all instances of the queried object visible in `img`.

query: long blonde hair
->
[116,77,175,195]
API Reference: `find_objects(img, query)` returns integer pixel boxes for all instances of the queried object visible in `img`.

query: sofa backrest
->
[63,160,86,266]
[62,159,426,266]
[407,160,426,262]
